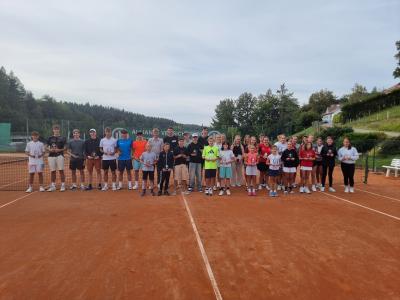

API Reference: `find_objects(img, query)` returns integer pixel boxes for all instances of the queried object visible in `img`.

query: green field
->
[345,105,400,132]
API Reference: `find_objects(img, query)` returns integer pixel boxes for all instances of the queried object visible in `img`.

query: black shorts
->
[257,162,268,172]
[205,169,217,179]
[102,159,117,171]
[118,159,133,171]
[143,171,154,181]
[70,158,85,170]
[313,160,323,167]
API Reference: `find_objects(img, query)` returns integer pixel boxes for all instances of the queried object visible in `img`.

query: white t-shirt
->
[268,154,281,170]
[100,137,117,160]
[25,141,46,165]
[274,142,287,154]
[219,150,235,167]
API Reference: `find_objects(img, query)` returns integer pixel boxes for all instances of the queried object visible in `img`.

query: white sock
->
[119,181,123,187]
[112,182,116,188]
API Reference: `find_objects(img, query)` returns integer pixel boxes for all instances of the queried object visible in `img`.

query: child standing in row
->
[299,142,316,194]
[140,143,157,196]
[267,145,281,197]
[219,142,235,196]
[246,145,258,196]
[203,136,219,196]
[158,143,174,196]
[25,131,46,193]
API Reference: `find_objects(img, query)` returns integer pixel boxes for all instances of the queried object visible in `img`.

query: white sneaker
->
[231,184,236,187]
[39,186,45,192]
[209,189,213,196]
[117,182,123,190]
[26,186,32,193]
[349,187,354,193]
[128,182,133,190]
[216,182,221,188]
[112,183,117,191]
[60,184,66,192]
[133,183,138,190]
[329,187,336,192]
[47,185,56,192]
[205,189,209,195]
[266,185,271,191]
[226,189,231,196]
[320,186,325,192]
[102,185,109,191]
[299,186,304,193]
[219,190,224,196]
[70,184,77,190]
[258,184,263,190]
[277,185,282,191]
[344,186,349,193]
[311,185,317,192]
[213,186,217,191]
[305,187,311,194]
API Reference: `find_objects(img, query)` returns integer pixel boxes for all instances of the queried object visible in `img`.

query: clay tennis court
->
[0,169,399,300]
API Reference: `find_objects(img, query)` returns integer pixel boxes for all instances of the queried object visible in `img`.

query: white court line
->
[321,192,400,221]
[0,192,37,209]
[0,179,27,189]
[340,185,400,203]
[181,193,223,300]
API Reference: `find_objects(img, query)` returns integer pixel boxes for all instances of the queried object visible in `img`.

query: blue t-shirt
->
[117,138,133,160]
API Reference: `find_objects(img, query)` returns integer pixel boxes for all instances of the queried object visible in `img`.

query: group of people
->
[25,125,360,197]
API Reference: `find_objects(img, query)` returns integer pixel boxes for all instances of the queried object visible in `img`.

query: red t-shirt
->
[132,140,147,160]
[258,144,271,163]
[299,149,315,167]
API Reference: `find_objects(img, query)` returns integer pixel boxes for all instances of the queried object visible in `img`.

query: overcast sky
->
[0,0,399,125]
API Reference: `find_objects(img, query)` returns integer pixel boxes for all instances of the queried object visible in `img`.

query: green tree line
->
[0,67,201,137]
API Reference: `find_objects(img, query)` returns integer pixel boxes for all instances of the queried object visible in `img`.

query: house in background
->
[322,104,341,127]
[383,82,400,94]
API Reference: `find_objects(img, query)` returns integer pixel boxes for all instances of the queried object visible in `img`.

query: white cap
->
[89,128,96,133]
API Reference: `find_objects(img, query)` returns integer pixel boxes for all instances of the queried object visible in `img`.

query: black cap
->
[136,131,143,135]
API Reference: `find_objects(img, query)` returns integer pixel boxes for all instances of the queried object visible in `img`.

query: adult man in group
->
[84,128,102,190]
[148,128,164,186]
[198,127,209,149]
[187,133,203,192]
[68,129,86,190]
[116,129,133,190]
[47,124,67,192]
[163,127,178,150]
[100,127,118,191]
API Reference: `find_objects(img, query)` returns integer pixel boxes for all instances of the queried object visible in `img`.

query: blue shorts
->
[219,166,232,179]
[133,159,142,170]
[268,169,280,177]
[118,159,133,171]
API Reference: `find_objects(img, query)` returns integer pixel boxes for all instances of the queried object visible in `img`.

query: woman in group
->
[313,137,324,191]
[320,136,337,192]
[231,135,244,187]
[257,136,271,190]
[281,140,299,194]
[299,142,316,194]
[338,137,359,193]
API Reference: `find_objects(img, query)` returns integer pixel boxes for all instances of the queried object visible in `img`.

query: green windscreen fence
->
[0,123,11,150]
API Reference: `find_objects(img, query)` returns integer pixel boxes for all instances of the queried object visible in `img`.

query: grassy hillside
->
[345,105,400,132]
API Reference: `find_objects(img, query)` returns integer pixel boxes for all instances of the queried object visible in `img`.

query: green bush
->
[339,132,386,153]
[380,137,400,155]
[332,113,342,124]
[319,126,353,140]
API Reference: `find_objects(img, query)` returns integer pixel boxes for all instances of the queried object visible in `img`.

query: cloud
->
[0,0,399,125]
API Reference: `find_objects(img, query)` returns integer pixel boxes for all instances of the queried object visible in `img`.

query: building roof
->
[383,83,400,94]
[323,104,341,116]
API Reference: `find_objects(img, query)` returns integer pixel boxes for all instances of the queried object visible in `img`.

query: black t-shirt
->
[47,136,67,157]
[163,135,178,150]
[173,146,188,166]
[187,142,203,163]
[281,148,299,168]
[198,135,209,149]
[84,137,102,158]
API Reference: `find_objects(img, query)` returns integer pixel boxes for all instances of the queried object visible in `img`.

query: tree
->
[297,111,320,128]
[308,89,337,115]
[275,84,299,135]
[346,83,369,103]
[234,92,257,135]
[394,40,400,79]
[211,98,236,132]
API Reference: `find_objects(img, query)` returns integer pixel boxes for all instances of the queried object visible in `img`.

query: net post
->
[363,152,369,184]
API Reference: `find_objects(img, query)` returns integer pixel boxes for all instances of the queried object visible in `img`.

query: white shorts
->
[246,165,257,176]
[283,167,296,173]
[300,166,312,171]
[48,156,65,171]
[28,164,44,174]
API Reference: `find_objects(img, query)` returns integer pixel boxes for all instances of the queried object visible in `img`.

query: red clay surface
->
[0,170,399,300]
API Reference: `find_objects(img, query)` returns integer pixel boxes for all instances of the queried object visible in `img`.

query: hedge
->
[338,132,386,153]
[380,137,400,155]
[341,89,400,122]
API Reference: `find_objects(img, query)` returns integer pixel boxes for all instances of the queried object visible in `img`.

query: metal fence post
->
[363,152,369,184]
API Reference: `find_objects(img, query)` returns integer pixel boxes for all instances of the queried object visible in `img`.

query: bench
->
[383,159,400,177]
